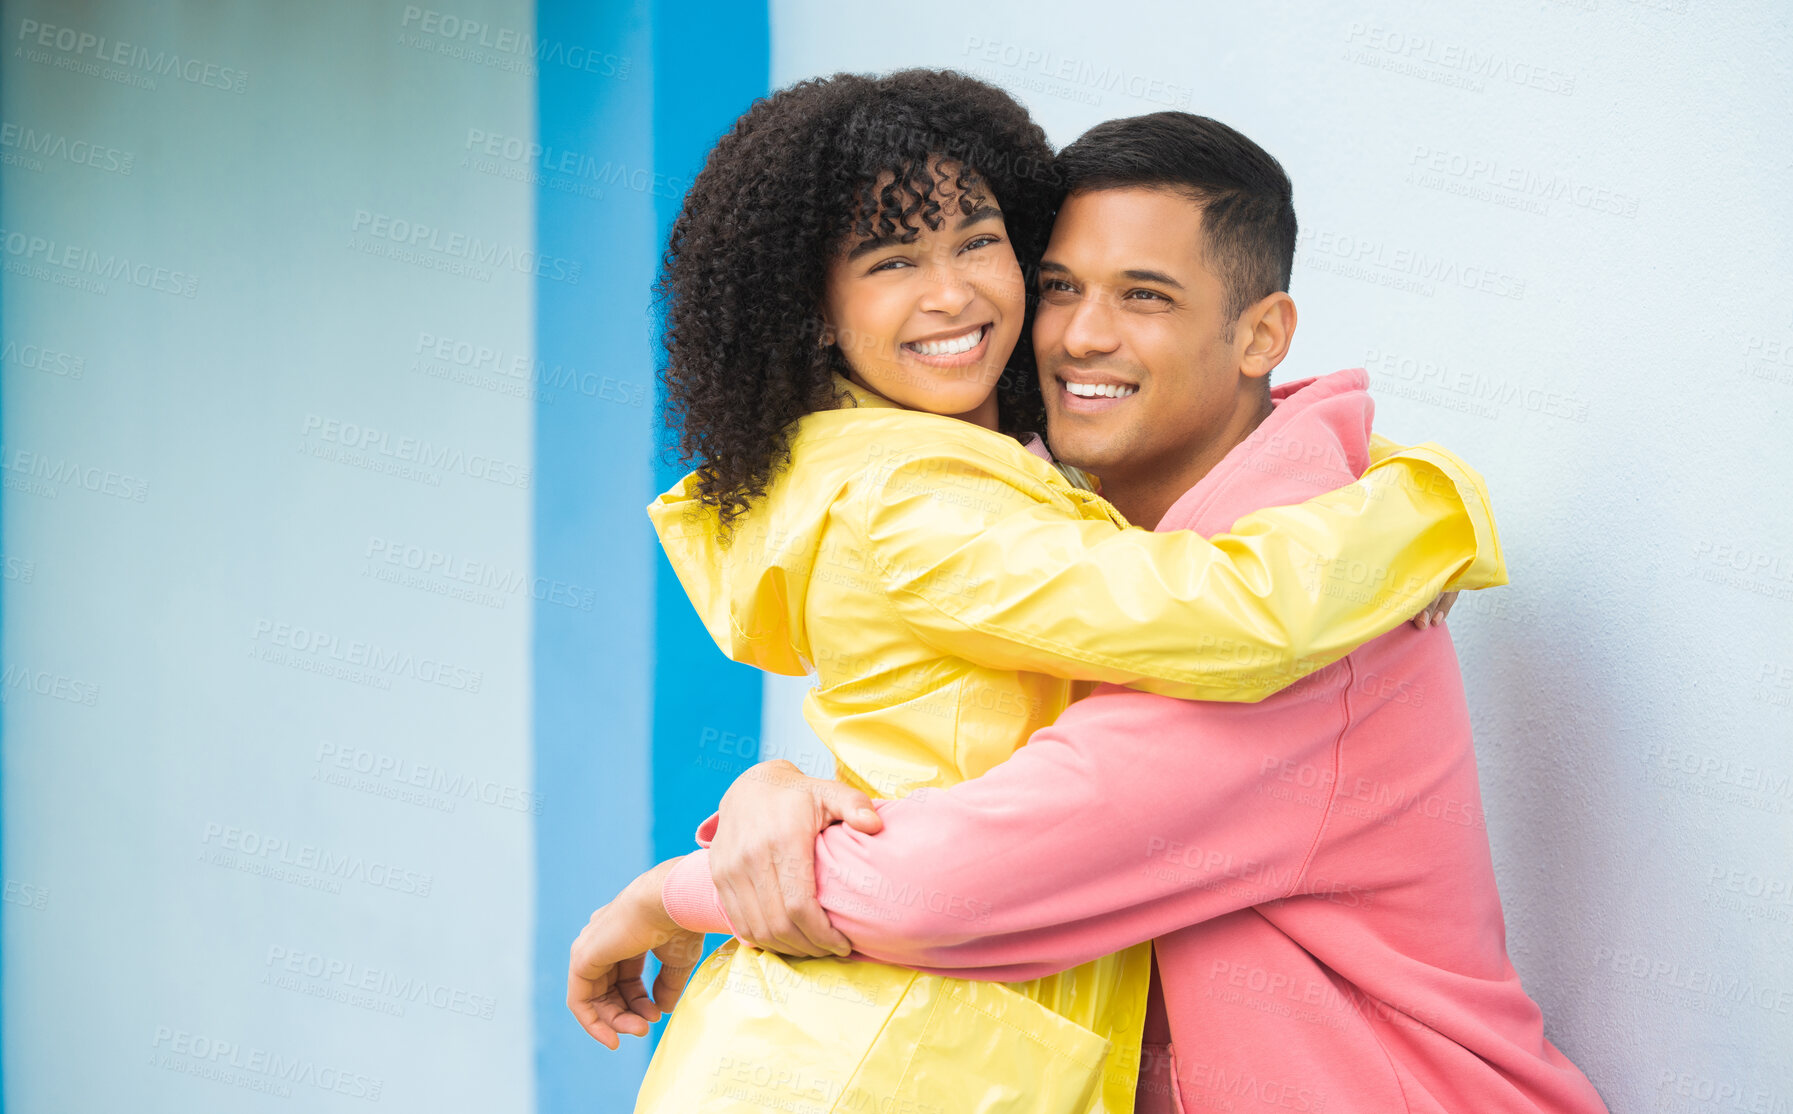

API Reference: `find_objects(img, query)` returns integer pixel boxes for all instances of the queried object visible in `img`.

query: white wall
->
[3,1,538,1108]
[766,3,1792,1108]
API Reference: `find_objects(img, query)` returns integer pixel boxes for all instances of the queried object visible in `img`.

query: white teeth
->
[908,326,984,357]
[1064,381,1139,398]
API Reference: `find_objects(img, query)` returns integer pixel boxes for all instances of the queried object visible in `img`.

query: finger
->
[817,782,882,833]
[595,955,654,1038]
[720,868,785,954]
[764,841,851,957]
[651,946,701,1013]
[762,835,850,956]
[1434,590,1459,624]
[783,873,853,958]
[752,850,829,957]
[589,988,652,1041]
[713,870,764,949]
[566,983,622,1050]
[614,954,662,1026]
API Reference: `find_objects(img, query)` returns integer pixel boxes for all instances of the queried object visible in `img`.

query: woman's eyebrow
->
[846,234,908,262]
[846,206,1004,262]
[956,205,1002,229]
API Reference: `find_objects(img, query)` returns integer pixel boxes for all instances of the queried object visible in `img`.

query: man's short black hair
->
[1056,112,1296,329]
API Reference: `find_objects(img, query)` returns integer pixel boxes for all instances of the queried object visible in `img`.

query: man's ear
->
[1238,292,1297,384]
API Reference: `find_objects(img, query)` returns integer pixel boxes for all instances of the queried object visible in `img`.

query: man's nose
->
[1060,291,1119,358]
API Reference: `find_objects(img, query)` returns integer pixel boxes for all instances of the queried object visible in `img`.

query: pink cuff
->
[694,811,720,849]
[660,850,735,935]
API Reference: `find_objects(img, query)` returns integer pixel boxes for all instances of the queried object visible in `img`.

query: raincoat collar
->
[832,372,902,410]
[828,371,1057,465]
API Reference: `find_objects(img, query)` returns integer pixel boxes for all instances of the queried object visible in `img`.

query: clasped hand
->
[566,593,1457,1047]
[566,761,882,1046]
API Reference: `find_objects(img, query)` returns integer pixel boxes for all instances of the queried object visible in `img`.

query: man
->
[572,113,1608,1113]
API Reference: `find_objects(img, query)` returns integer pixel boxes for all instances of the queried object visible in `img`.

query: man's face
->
[1033,187,1246,482]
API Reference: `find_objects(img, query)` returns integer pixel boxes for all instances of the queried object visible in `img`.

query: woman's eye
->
[962,235,1001,252]
[869,258,912,274]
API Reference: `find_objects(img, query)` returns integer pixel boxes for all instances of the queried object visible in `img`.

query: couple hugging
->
[567,68,1608,1114]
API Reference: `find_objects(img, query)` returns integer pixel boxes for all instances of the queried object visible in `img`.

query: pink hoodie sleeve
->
[661,686,1341,981]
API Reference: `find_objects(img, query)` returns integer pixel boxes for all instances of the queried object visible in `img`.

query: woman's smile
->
[900,323,991,366]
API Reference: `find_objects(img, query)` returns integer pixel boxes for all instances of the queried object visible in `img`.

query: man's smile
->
[1056,373,1140,410]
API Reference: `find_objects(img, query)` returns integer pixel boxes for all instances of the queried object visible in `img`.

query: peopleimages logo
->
[0,227,199,297]
[250,617,485,694]
[150,1026,381,1102]
[299,414,531,489]
[1297,227,1526,300]
[398,6,630,79]
[349,210,581,283]
[1342,22,1576,95]
[0,445,149,501]
[0,121,134,174]
[365,536,595,612]
[15,18,249,93]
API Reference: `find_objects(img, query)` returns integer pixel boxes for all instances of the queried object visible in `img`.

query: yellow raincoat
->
[636,374,1504,1114]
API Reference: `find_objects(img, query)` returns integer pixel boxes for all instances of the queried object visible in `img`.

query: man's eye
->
[1126,289,1169,302]
[1040,279,1076,293]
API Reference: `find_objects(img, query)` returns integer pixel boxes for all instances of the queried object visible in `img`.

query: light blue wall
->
[3,0,540,1108]
[764,2,1792,1108]
[2,2,1784,1111]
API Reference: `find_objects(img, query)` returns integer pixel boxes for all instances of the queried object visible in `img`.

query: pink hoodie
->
[663,369,1609,1114]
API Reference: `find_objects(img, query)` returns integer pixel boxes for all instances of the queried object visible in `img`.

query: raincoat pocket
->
[635,938,1113,1114]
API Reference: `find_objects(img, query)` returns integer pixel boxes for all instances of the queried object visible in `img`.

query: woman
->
[573,69,1500,1113]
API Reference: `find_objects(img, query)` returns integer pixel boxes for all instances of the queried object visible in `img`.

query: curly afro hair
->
[656,68,1060,533]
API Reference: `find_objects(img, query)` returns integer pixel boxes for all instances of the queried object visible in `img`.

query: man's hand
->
[1412,590,1458,629]
[566,859,705,1049]
[710,759,883,958]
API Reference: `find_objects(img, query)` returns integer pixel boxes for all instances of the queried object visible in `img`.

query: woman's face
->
[820,160,1025,431]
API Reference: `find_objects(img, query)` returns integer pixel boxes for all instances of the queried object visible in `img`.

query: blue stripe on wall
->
[532,1,661,1109]
[534,0,767,1107]
[645,0,770,1054]
[1,181,7,1112]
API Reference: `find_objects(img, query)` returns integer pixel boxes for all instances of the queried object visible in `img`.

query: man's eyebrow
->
[1036,262,1184,290]
[1121,268,1184,290]
[845,206,1004,262]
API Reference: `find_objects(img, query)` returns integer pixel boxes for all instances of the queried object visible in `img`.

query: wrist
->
[629,857,686,933]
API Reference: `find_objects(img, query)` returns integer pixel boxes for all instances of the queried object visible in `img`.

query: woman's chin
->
[908,385,1000,418]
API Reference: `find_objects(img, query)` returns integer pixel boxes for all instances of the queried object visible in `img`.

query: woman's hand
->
[1412,590,1459,629]
[566,859,705,1049]
[710,759,884,958]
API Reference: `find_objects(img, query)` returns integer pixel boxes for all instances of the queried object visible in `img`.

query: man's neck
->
[1102,393,1275,530]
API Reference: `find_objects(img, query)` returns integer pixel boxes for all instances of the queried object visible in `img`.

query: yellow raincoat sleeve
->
[860,440,1505,702]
